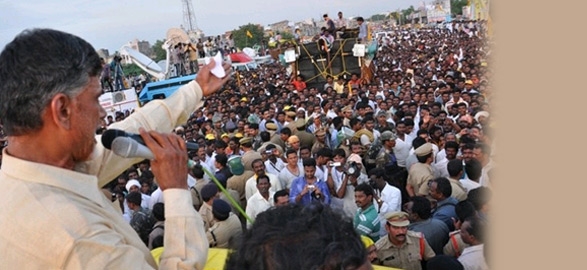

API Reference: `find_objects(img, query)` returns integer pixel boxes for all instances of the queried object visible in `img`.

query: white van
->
[231,61,258,72]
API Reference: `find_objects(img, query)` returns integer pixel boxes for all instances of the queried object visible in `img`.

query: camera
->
[329,162,342,167]
[345,161,361,178]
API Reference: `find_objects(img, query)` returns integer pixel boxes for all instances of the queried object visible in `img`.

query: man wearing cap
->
[212,115,224,136]
[294,118,316,149]
[311,129,328,156]
[284,110,296,126]
[125,179,151,212]
[286,134,301,156]
[199,183,220,231]
[375,131,399,173]
[406,143,435,197]
[207,199,242,248]
[226,156,255,210]
[264,144,285,176]
[375,110,394,132]
[239,136,263,172]
[307,114,325,134]
[462,80,479,94]
[342,106,353,127]
[269,126,290,153]
[374,211,435,269]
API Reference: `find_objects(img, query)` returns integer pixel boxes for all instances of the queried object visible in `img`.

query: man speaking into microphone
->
[0,28,231,269]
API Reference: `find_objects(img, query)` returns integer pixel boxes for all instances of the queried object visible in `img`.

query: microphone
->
[101,128,200,151]
[101,129,200,160]
[111,136,155,159]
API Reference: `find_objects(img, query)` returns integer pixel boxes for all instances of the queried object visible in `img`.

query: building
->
[96,48,110,60]
[268,20,292,35]
[129,39,153,59]
[426,0,452,22]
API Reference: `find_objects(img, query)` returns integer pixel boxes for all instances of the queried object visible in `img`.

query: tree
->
[151,39,166,62]
[402,5,416,18]
[370,14,388,21]
[281,31,294,41]
[122,63,143,76]
[232,24,264,50]
[390,11,402,22]
[451,0,469,15]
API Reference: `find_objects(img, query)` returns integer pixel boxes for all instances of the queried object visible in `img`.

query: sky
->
[0,0,423,53]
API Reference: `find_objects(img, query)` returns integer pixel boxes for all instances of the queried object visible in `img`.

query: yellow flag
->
[246,30,253,38]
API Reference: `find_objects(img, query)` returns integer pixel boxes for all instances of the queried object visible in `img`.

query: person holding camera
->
[289,158,331,206]
[263,144,285,176]
[326,149,367,218]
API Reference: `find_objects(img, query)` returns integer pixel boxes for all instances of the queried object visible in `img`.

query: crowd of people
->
[95,19,494,270]
[0,16,493,269]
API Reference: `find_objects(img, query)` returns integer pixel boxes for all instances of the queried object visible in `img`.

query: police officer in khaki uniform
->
[294,118,316,148]
[240,137,262,171]
[206,199,243,248]
[311,129,327,156]
[406,143,435,197]
[443,230,469,257]
[374,211,435,270]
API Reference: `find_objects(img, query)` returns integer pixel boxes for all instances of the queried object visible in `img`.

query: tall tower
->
[181,0,198,33]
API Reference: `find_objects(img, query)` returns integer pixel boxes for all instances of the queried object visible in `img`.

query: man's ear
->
[49,93,73,130]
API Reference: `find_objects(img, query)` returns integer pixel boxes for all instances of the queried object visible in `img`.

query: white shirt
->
[375,183,402,237]
[245,173,283,201]
[315,164,328,183]
[393,134,413,167]
[265,158,285,176]
[460,179,482,193]
[204,154,216,172]
[197,159,214,182]
[360,134,372,146]
[372,129,381,143]
[375,183,402,214]
[458,244,489,270]
[148,187,164,210]
[278,165,303,190]
[436,148,447,162]
[187,173,197,188]
[326,110,338,120]
[246,190,275,228]
[433,157,451,178]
